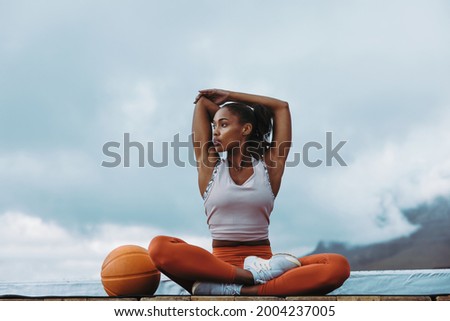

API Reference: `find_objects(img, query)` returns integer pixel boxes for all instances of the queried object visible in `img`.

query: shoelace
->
[224,284,241,295]
[249,258,272,273]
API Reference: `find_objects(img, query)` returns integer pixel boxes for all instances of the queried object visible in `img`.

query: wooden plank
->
[337,296,432,301]
[191,296,235,301]
[436,295,450,301]
[286,296,337,301]
[337,296,381,301]
[142,296,191,301]
[235,296,285,301]
[380,296,431,301]
[83,297,138,301]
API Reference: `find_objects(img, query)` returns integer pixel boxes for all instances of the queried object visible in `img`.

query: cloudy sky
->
[1,0,450,282]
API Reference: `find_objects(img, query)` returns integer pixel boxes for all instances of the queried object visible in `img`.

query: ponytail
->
[252,104,273,150]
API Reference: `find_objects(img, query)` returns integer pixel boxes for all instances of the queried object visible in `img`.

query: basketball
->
[101,244,161,296]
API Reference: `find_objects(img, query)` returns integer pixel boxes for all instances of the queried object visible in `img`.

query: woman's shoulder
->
[201,158,225,194]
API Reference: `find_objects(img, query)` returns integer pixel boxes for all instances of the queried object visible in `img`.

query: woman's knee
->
[148,235,176,268]
[327,254,351,285]
[335,254,350,278]
[309,254,350,292]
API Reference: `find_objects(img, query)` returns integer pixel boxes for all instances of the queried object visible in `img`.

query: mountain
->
[308,196,450,270]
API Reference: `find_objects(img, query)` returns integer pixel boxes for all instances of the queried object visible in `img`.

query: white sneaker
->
[192,281,242,296]
[244,253,301,284]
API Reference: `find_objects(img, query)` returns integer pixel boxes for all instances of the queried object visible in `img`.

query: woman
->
[148,89,350,295]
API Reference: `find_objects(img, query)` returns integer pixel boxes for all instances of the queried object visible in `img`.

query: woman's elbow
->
[280,100,289,110]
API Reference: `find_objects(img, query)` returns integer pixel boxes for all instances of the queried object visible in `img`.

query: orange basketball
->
[101,244,161,296]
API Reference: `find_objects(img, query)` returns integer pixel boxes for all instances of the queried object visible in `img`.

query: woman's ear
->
[242,123,253,136]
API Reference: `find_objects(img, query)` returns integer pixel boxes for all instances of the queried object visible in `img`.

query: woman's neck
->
[227,150,252,171]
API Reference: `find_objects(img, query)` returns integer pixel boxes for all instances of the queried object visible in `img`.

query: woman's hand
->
[194,89,230,105]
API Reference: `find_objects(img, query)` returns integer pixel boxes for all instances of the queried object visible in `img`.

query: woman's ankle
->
[240,285,260,295]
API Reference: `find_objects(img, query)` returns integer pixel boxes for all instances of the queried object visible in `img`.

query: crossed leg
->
[148,235,350,295]
[241,253,350,296]
[148,235,254,292]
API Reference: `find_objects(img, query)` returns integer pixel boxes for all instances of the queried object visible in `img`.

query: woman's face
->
[212,108,249,153]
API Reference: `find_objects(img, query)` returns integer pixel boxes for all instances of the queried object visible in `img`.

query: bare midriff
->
[212,239,271,248]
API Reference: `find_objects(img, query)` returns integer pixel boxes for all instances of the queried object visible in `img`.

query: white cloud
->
[0,211,211,282]
[1,212,69,248]
[0,150,98,188]
[293,107,450,245]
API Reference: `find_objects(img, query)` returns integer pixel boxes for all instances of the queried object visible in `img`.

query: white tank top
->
[203,158,275,241]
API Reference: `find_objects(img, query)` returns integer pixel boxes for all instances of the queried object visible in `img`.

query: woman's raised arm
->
[191,95,221,195]
[199,89,292,165]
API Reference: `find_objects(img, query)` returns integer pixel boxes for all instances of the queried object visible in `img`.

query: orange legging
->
[148,235,350,296]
